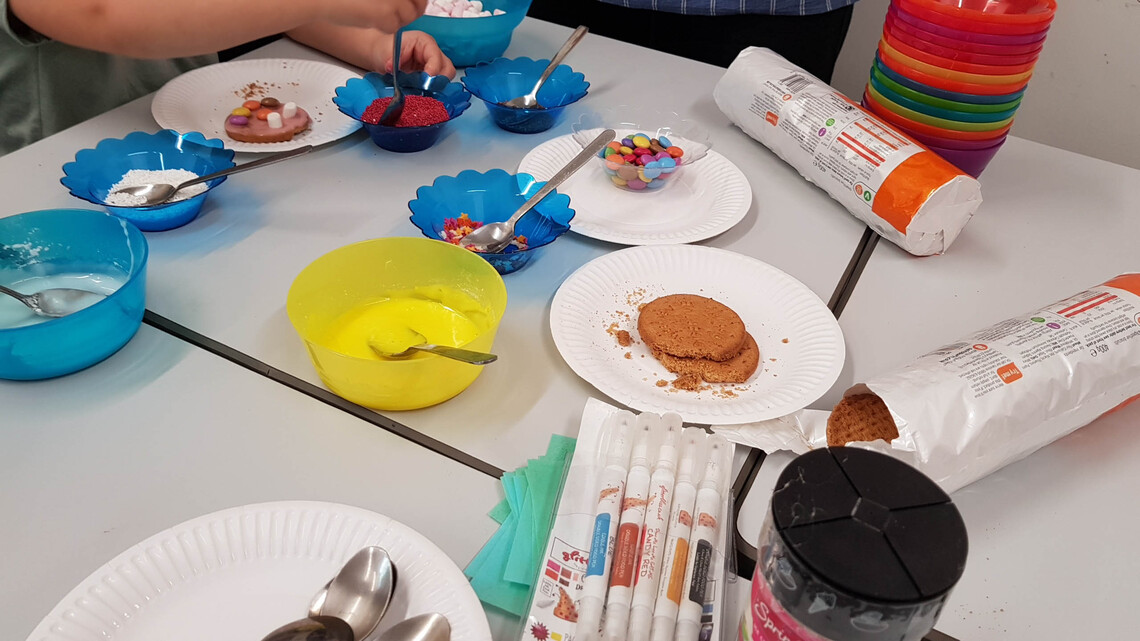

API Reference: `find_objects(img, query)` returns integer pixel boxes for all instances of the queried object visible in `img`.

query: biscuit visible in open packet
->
[713,47,982,256]
[717,274,1140,493]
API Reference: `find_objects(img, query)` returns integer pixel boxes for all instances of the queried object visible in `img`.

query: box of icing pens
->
[521,397,735,641]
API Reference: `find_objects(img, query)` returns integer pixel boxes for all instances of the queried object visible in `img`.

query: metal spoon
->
[107,144,313,207]
[261,616,355,641]
[0,283,106,318]
[376,613,450,641]
[460,128,615,254]
[308,547,397,641]
[369,339,498,365]
[500,25,588,109]
[379,30,406,126]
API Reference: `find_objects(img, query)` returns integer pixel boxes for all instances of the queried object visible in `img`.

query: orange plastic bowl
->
[863,90,1012,142]
[895,0,1054,35]
[880,39,1035,85]
[878,46,1031,96]
[883,30,1038,75]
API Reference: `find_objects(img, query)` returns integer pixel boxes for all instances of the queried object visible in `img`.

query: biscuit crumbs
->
[656,380,669,387]
[624,352,632,359]
[616,330,632,347]
[782,338,789,343]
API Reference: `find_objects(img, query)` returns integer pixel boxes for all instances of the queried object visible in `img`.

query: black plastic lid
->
[771,447,968,603]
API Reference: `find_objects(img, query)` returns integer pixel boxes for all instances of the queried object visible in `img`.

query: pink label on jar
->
[745,569,831,641]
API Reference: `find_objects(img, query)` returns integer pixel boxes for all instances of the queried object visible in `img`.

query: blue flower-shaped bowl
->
[60,130,235,232]
[408,169,575,274]
[462,57,589,134]
[407,0,533,67]
[333,71,472,153]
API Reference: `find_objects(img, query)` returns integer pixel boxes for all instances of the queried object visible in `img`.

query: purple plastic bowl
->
[906,127,1010,151]
[926,137,1007,177]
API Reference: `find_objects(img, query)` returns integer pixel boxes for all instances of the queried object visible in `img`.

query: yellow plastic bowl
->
[287,237,508,410]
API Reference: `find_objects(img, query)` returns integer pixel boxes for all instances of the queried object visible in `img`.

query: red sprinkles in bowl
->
[362,96,450,127]
[442,213,528,252]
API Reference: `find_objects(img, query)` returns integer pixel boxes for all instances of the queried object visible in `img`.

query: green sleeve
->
[1,0,49,46]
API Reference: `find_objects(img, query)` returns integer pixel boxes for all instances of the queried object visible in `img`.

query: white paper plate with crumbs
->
[550,244,844,424]
[517,133,752,246]
[24,501,490,641]
[152,59,361,152]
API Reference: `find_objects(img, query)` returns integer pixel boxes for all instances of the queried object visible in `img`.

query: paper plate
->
[152,59,362,153]
[517,133,752,246]
[24,501,491,641]
[550,244,844,424]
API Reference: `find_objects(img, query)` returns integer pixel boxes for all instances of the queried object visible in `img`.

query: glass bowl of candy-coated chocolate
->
[333,71,472,153]
[60,130,235,231]
[572,108,711,192]
[462,56,589,134]
[408,168,575,275]
[407,0,533,67]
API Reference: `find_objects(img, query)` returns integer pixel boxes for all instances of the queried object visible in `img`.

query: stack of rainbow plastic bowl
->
[863,0,1056,177]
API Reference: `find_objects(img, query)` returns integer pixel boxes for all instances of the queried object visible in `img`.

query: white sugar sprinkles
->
[105,169,208,207]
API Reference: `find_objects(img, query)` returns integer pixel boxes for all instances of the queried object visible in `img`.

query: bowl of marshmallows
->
[407,0,533,67]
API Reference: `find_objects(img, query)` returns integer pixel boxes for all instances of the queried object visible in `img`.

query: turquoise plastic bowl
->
[408,0,533,67]
[869,73,1019,123]
[875,56,1026,105]
[0,209,148,380]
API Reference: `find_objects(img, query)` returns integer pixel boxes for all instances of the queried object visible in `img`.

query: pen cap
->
[655,419,679,472]
[605,415,633,467]
[602,606,630,641]
[698,436,725,492]
[577,597,604,641]
[627,606,653,641]
[675,431,700,483]
[630,413,656,468]
[649,617,674,641]
[675,619,700,641]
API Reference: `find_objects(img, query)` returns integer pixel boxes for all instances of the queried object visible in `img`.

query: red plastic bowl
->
[906,0,1056,25]
[883,30,1038,75]
[890,5,1050,45]
[895,0,1053,35]
[885,15,1043,66]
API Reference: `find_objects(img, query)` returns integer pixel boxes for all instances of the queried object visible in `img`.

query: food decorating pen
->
[602,414,655,641]
[626,415,681,641]
[577,412,634,641]
[674,436,727,641]
[648,430,700,641]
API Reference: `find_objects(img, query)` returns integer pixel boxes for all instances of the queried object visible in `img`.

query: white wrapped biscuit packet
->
[718,274,1140,493]
[713,47,982,256]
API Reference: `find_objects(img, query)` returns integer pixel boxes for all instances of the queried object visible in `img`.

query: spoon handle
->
[528,25,589,99]
[504,128,615,227]
[412,344,498,365]
[0,283,32,304]
[380,30,406,126]
[177,145,314,189]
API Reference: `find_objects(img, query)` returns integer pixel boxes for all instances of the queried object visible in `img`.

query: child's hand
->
[324,0,429,34]
[379,31,456,79]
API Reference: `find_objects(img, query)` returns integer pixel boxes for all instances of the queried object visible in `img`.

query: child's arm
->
[287,23,455,78]
[8,0,426,58]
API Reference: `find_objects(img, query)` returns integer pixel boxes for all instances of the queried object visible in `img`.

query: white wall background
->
[831,0,1140,169]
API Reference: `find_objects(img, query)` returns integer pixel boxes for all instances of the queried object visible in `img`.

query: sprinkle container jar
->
[744,448,968,641]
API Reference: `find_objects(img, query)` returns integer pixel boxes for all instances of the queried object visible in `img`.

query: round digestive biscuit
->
[637,294,747,361]
[826,393,900,447]
[654,332,760,384]
[225,104,311,143]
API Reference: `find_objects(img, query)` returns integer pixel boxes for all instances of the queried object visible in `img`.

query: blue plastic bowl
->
[408,0,533,67]
[868,73,1020,123]
[408,169,574,274]
[333,71,472,153]
[0,209,148,380]
[462,57,589,134]
[61,130,235,232]
[874,55,1027,105]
